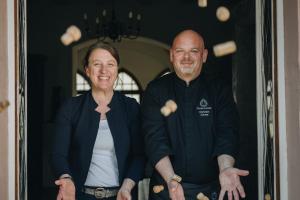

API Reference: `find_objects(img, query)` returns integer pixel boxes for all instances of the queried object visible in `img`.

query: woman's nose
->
[98,65,107,72]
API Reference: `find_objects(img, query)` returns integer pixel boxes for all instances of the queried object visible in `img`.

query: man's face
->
[170,32,208,83]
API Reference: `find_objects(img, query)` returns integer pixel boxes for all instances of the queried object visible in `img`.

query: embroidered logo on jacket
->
[196,98,212,116]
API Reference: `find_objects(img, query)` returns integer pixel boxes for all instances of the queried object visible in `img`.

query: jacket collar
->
[173,72,205,87]
[87,90,118,112]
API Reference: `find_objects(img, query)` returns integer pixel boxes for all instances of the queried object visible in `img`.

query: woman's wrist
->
[59,174,72,179]
[121,178,135,192]
[59,174,74,183]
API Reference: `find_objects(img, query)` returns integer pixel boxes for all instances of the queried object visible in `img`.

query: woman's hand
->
[117,188,132,200]
[117,178,135,200]
[55,178,75,200]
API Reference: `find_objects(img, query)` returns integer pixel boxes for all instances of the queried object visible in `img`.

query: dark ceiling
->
[29,0,244,6]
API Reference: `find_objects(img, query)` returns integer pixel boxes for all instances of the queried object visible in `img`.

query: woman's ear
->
[85,66,90,78]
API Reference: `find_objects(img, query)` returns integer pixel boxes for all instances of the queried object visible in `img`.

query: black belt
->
[82,186,119,199]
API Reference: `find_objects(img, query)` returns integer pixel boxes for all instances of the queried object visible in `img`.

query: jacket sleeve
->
[125,99,145,183]
[141,83,173,167]
[50,98,74,179]
[212,83,239,159]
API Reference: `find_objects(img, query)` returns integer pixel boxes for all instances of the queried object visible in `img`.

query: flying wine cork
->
[198,0,207,7]
[61,25,81,46]
[197,192,210,200]
[216,6,230,22]
[213,41,237,57]
[153,185,164,193]
[66,25,81,41]
[161,99,178,117]
[161,106,172,117]
[197,192,205,200]
[61,33,73,46]
[265,193,271,200]
[165,100,177,112]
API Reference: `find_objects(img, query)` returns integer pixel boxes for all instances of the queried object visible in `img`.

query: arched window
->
[76,69,142,103]
[76,72,90,94]
[114,69,142,103]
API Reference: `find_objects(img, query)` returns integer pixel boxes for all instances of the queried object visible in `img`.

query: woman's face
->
[85,48,118,92]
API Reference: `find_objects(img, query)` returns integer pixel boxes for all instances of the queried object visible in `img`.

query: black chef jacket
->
[141,72,239,185]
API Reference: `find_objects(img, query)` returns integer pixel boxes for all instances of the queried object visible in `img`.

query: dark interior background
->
[27,0,257,199]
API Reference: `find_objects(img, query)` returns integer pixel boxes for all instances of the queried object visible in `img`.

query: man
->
[141,30,249,200]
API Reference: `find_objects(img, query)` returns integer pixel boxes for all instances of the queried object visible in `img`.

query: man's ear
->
[202,49,208,63]
[170,49,173,63]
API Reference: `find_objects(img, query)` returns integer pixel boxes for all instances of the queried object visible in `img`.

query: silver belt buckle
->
[94,187,106,199]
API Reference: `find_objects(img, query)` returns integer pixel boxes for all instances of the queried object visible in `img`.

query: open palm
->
[218,167,249,200]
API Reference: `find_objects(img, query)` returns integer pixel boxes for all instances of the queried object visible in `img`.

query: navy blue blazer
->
[50,91,145,194]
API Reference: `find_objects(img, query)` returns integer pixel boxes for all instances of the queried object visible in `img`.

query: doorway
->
[26,0,262,200]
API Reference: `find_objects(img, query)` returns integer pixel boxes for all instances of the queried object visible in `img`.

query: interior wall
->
[0,0,9,198]
[282,0,300,199]
[0,0,16,200]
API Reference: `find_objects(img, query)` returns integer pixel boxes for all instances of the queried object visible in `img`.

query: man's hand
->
[154,156,185,199]
[218,167,249,200]
[167,180,185,200]
[55,178,75,200]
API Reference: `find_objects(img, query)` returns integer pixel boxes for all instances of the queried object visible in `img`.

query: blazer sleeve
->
[212,83,239,158]
[141,82,173,167]
[50,98,74,179]
[125,99,145,183]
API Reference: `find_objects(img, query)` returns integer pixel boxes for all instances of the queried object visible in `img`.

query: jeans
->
[149,181,220,200]
[77,191,116,200]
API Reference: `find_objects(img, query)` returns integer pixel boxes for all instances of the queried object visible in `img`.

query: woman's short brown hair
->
[83,42,120,69]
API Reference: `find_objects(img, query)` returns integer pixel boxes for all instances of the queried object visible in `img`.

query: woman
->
[51,43,145,200]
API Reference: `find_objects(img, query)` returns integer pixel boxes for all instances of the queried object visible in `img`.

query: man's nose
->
[183,51,191,59]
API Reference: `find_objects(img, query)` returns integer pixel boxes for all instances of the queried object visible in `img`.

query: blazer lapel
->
[106,93,129,178]
[77,92,100,178]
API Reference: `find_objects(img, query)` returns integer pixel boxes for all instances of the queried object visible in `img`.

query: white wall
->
[277,0,300,199]
[0,0,16,200]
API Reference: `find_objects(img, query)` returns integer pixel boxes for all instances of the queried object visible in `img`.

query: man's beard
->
[179,63,197,74]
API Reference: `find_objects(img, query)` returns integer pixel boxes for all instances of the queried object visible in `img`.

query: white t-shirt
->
[84,119,119,187]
